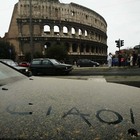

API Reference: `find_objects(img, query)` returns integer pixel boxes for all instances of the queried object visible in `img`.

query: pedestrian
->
[138,53,140,67]
[132,51,137,66]
[124,52,128,66]
[130,54,133,67]
[107,53,112,68]
[118,52,122,67]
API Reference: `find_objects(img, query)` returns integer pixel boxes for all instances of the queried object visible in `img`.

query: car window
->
[32,60,41,64]
[42,59,51,65]
[7,60,17,66]
[0,59,17,66]
[50,59,60,64]
[84,59,89,62]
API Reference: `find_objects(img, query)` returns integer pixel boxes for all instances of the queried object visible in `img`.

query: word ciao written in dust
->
[6,103,138,137]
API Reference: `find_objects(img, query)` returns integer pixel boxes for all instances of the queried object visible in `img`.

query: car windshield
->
[50,59,60,64]
[0,59,17,67]
[0,62,26,86]
[32,60,41,64]
[7,60,17,66]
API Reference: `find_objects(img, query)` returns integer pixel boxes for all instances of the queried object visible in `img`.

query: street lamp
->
[29,0,33,60]
[9,49,12,59]
[44,45,47,56]
[79,30,82,56]
[57,33,60,44]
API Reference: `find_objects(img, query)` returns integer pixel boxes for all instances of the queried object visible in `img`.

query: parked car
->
[18,61,30,67]
[77,59,100,67]
[0,59,30,76]
[29,58,73,75]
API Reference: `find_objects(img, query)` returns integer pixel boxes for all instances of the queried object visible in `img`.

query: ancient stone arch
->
[6,0,108,63]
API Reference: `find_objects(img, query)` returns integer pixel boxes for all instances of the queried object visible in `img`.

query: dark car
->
[77,59,100,67]
[29,58,73,75]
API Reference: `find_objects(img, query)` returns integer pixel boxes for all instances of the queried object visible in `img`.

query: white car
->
[0,61,140,139]
[0,59,29,76]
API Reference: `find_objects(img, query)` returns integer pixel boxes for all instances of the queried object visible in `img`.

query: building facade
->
[6,0,108,63]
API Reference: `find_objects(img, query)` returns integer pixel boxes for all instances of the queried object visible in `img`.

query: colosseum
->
[5,0,108,63]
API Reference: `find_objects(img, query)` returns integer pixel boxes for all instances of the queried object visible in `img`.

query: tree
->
[46,43,68,61]
[0,40,16,60]
[24,52,44,62]
[48,0,59,2]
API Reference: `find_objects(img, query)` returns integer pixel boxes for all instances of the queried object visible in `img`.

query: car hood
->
[14,66,27,70]
[0,76,140,139]
[55,63,72,67]
[91,61,99,63]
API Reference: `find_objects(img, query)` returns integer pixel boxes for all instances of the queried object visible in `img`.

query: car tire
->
[55,69,61,75]
[77,65,80,67]
[65,71,69,75]
[32,70,37,76]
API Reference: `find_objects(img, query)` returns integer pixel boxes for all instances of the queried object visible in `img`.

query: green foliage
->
[46,43,68,61]
[24,52,32,62]
[48,0,59,2]
[24,52,44,62]
[0,40,16,60]
[34,52,43,58]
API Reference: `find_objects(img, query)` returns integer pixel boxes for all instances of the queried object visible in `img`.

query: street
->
[72,65,140,76]
[51,66,140,88]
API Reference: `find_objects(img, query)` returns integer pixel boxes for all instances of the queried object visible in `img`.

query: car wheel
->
[55,69,61,75]
[32,70,37,76]
[77,65,80,67]
[65,71,69,75]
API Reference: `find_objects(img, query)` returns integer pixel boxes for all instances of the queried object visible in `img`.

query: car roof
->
[32,58,58,61]
[32,58,49,60]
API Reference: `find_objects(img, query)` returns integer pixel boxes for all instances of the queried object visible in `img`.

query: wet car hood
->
[15,66,27,70]
[0,76,140,139]
[54,63,72,68]
[56,63,72,67]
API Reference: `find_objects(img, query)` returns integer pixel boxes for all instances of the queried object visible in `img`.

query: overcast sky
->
[0,0,140,53]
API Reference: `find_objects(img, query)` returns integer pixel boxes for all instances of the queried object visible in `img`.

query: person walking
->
[118,52,122,67]
[130,54,133,67]
[138,53,140,67]
[132,51,137,66]
[107,53,112,68]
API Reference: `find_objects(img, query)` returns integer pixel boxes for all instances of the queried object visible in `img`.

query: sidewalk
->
[72,65,140,88]
[105,75,140,88]
[73,65,140,76]
[74,65,140,70]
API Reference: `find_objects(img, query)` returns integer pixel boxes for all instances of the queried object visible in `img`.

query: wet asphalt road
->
[62,66,140,88]
[31,65,140,89]
[71,66,140,76]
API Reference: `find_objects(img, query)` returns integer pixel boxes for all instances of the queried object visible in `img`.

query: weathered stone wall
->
[18,1,107,32]
[6,0,108,63]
